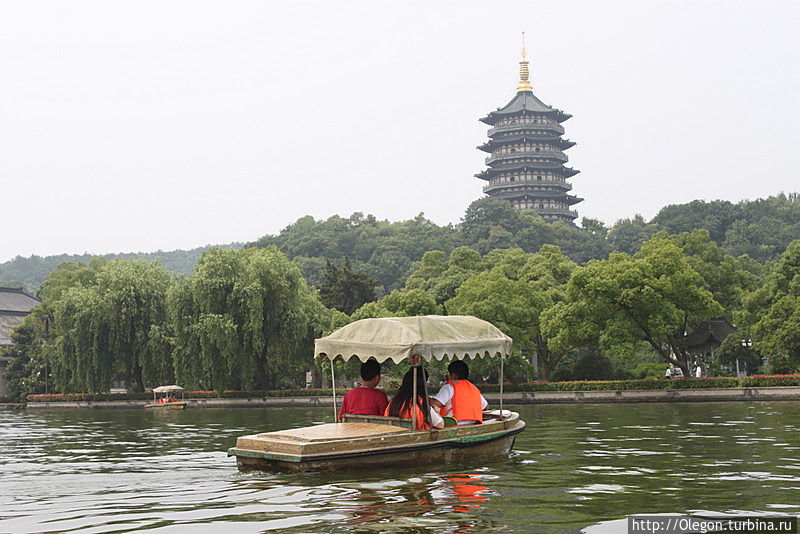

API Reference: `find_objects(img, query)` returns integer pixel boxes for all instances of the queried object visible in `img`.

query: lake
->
[1,402,799,533]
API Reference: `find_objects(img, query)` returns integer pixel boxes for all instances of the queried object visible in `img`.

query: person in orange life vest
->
[429,360,487,425]
[338,359,389,421]
[384,367,444,430]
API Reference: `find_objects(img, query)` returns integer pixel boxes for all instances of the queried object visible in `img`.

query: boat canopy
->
[152,385,184,393]
[314,315,512,364]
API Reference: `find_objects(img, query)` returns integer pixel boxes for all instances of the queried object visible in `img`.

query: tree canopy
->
[318,258,378,315]
[5,193,800,395]
[542,236,724,376]
[168,247,328,391]
[747,241,800,370]
[3,194,798,295]
[50,260,175,393]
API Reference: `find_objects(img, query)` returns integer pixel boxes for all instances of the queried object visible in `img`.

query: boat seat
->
[341,413,415,429]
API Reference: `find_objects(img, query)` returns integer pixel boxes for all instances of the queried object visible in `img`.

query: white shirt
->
[432,381,488,425]
[428,407,444,429]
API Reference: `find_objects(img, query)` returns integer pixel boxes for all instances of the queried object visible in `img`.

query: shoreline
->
[15,386,800,409]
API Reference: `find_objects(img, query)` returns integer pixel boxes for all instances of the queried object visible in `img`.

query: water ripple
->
[2,402,799,533]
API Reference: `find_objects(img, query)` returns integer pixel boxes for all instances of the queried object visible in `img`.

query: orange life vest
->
[384,401,431,430]
[440,380,483,423]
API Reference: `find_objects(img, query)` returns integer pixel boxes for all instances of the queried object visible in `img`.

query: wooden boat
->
[230,410,525,472]
[229,315,525,472]
[145,385,187,410]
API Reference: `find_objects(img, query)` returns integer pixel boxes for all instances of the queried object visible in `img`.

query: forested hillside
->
[3,193,798,294]
[252,193,800,293]
[5,193,800,399]
[0,244,241,292]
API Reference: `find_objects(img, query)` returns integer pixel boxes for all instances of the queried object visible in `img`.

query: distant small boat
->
[228,315,526,472]
[145,385,187,410]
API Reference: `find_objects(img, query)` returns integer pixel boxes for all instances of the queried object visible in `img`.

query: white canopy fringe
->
[315,315,512,363]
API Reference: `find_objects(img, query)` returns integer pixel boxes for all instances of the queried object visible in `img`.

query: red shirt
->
[338,387,389,421]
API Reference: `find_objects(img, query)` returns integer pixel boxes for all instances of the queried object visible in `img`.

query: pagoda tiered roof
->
[478,135,576,152]
[480,92,572,125]
[487,189,584,205]
[475,162,580,181]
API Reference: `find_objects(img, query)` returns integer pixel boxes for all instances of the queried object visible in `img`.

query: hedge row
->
[25,375,800,402]
[475,375,800,392]
[26,388,350,402]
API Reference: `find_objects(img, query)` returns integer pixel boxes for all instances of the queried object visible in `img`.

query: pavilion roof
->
[684,317,738,350]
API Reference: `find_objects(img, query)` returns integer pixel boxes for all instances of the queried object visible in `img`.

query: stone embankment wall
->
[22,387,800,409]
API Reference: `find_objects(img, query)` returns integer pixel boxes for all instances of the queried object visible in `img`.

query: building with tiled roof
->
[0,287,40,400]
[0,287,40,347]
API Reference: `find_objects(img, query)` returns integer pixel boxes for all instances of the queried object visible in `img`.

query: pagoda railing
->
[485,151,568,165]
[488,123,565,136]
[537,208,579,218]
[483,181,572,193]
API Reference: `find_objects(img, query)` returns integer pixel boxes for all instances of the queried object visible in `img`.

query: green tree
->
[669,229,760,314]
[747,240,800,369]
[318,257,378,314]
[581,217,608,238]
[351,288,438,321]
[251,212,461,292]
[460,198,527,251]
[446,245,576,381]
[543,236,723,376]
[2,308,54,401]
[37,258,108,302]
[405,247,484,313]
[51,260,175,393]
[168,247,327,391]
[714,333,763,376]
[652,199,737,243]
[606,214,658,255]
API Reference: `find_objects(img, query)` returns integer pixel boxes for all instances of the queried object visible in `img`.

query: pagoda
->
[476,40,582,223]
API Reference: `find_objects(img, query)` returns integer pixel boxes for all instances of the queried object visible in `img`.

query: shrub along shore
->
[25,374,800,403]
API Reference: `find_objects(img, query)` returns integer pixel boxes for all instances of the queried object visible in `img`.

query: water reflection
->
[1,402,800,533]
[445,474,488,514]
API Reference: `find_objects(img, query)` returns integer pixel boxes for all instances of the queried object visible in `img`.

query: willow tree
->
[52,260,174,393]
[168,247,327,391]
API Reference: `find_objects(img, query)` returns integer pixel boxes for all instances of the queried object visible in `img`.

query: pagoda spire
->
[517,32,533,93]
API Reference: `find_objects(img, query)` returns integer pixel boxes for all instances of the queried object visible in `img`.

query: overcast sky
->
[2,1,799,262]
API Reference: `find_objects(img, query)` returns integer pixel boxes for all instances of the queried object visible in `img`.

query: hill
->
[0,244,242,292]
[2,193,798,294]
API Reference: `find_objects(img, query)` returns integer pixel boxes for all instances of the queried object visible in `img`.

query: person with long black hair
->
[384,367,444,430]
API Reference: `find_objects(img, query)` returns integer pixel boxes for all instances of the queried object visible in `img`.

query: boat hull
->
[230,417,525,472]
[144,402,187,410]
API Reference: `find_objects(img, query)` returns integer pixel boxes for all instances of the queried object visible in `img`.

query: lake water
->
[1,402,799,533]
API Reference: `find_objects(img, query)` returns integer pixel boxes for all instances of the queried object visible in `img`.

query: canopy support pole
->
[499,354,505,419]
[412,356,418,431]
[331,359,338,423]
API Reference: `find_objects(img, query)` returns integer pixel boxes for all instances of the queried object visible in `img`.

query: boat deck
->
[265,423,408,442]
[233,411,521,459]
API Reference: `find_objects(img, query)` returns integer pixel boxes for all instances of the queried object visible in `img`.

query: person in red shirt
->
[338,359,389,421]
